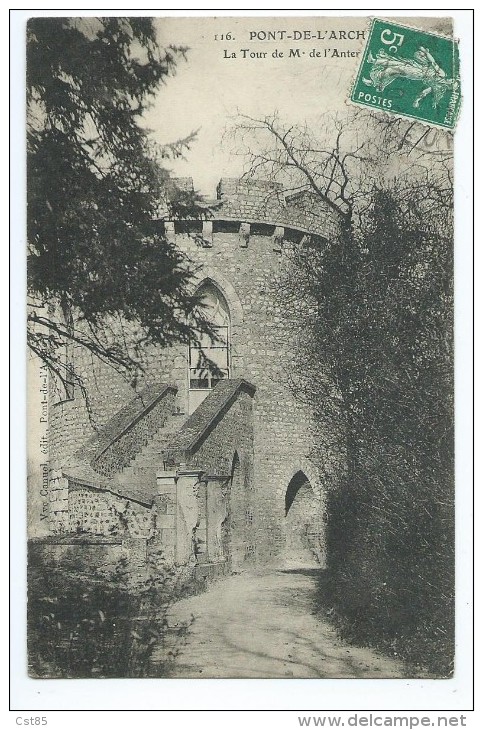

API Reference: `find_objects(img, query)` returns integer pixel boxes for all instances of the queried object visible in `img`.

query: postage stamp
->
[350,18,461,129]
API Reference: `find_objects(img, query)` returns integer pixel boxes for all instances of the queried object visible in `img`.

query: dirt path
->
[150,568,406,678]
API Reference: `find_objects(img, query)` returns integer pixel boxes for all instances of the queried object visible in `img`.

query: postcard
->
[24,13,465,687]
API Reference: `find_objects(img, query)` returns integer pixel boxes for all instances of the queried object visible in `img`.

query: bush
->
[299,187,454,676]
[27,548,192,678]
[324,469,454,676]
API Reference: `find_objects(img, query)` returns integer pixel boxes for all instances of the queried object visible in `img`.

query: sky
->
[145,16,372,195]
[143,15,452,195]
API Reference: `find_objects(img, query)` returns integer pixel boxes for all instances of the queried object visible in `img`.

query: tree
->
[27,17,209,398]
[231,111,454,673]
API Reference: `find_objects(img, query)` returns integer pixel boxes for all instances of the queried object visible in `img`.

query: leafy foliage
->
[305,189,453,674]
[27,17,207,394]
[27,544,193,678]
[234,110,454,674]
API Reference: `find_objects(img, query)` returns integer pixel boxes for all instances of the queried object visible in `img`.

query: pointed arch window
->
[189,282,230,412]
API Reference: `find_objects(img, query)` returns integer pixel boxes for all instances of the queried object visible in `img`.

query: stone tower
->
[46,177,341,576]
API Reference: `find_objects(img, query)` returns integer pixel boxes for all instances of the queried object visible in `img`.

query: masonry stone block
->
[47,177,342,572]
[175,469,204,565]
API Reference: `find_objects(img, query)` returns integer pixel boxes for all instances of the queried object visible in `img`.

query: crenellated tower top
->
[160,177,341,247]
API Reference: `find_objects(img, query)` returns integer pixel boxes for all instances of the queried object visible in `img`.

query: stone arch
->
[187,269,244,414]
[281,460,326,568]
[285,470,311,515]
[187,276,234,413]
[278,458,323,502]
[192,266,244,329]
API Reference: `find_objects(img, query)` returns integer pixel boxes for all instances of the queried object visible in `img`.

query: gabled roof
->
[63,461,155,506]
[62,382,177,506]
[74,382,176,465]
[166,378,256,457]
[62,379,256,505]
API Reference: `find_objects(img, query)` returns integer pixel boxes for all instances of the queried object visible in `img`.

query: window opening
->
[188,282,231,413]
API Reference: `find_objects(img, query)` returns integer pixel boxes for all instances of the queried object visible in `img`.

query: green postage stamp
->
[350,18,461,129]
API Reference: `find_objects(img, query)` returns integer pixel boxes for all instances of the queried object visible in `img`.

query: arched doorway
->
[283,471,325,568]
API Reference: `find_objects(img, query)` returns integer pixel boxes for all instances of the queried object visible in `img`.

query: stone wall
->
[49,355,135,463]
[28,535,138,576]
[68,482,153,538]
[175,383,256,568]
[84,385,177,477]
[166,204,328,563]
[56,380,256,572]
[48,177,341,568]
[48,465,69,533]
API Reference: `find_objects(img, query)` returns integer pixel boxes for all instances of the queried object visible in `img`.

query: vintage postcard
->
[25,14,461,684]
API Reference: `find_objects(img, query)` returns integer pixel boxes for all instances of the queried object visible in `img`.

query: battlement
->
[216,177,283,198]
[162,176,340,241]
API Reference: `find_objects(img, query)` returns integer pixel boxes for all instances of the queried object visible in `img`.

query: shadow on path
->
[280,567,325,577]
[150,567,405,679]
